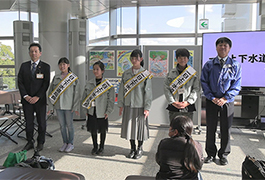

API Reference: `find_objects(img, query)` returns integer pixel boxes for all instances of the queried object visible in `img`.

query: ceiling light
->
[131,1,137,3]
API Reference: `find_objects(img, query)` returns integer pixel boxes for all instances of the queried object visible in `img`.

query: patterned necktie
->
[32,62,36,76]
[220,59,224,67]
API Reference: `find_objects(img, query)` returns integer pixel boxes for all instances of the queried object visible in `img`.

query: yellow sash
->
[124,70,152,98]
[49,72,78,105]
[82,79,113,109]
[170,66,196,95]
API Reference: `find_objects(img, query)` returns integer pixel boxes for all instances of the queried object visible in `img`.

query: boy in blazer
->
[18,43,50,152]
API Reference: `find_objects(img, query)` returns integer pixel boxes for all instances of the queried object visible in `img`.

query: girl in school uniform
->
[118,49,153,159]
[164,48,199,122]
[82,61,114,155]
[47,57,80,153]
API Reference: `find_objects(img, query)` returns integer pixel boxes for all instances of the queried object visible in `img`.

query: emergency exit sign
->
[199,19,209,30]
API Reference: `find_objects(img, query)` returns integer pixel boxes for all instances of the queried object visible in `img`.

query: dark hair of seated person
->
[170,115,202,173]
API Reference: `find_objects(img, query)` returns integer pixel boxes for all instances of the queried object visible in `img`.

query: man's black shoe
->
[36,144,43,152]
[204,156,215,163]
[22,142,34,151]
[127,149,136,158]
[220,157,228,165]
[133,147,143,159]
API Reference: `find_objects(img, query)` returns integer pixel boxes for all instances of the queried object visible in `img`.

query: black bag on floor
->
[15,151,55,170]
[242,155,265,179]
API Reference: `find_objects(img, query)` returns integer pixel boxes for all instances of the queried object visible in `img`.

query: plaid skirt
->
[120,106,149,141]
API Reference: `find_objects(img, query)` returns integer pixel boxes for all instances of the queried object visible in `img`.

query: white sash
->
[49,72,78,105]
[170,66,196,95]
[124,70,152,98]
[82,79,113,109]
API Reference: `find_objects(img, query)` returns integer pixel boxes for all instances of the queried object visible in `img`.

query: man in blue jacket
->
[201,37,241,165]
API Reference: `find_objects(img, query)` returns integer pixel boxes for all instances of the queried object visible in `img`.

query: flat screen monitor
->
[202,31,265,88]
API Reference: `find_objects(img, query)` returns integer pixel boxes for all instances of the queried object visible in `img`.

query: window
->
[197,3,258,33]
[86,3,258,47]
[89,12,109,40]
[0,11,38,90]
[0,70,16,90]
[197,37,202,45]
[140,38,195,46]
[32,13,39,38]
[0,12,19,36]
[117,38,136,45]
[197,4,223,33]
[89,40,109,46]
[117,7,136,34]
[140,5,195,34]
[0,41,15,90]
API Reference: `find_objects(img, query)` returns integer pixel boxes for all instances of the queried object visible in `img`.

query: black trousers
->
[22,102,47,144]
[205,99,234,159]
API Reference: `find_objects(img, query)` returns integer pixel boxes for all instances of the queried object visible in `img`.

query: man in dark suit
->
[18,43,50,151]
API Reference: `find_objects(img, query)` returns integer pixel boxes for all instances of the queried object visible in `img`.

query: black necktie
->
[220,59,224,67]
[179,94,183,102]
[32,62,36,76]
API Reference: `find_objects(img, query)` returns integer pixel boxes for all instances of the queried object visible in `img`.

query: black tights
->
[130,139,143,150]
[92,132,106,149]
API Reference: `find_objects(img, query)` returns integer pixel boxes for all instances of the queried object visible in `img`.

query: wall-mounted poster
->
[173,50,194,68]
[89,50,115,70]
[117,50,132,77]
[149,50,168,78]
[108,78,121,104]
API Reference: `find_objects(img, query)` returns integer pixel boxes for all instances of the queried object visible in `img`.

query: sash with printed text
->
[49,72,78,105]
[170,66,196,95]
[82,79,113,109]
[124,70,153,98]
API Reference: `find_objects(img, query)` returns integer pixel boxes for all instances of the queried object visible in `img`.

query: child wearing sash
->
[47,57,80,153]
[82,61,114,155]
[164,48,199,122]
[118,49,153,159]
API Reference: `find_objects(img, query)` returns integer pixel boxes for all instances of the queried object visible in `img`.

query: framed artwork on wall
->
[149,50,168,78]
[89,50,115,70]
[117,50,132,77]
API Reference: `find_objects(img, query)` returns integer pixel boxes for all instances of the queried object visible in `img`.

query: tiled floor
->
[1,116,265,180]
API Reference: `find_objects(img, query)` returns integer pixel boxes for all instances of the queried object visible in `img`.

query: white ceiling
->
[0,0,259,19]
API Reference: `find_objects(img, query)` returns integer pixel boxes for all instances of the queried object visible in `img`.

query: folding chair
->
[16,110,53,139]
[0,90,23,144]
[0,90,53,140]
[0,114,20,144]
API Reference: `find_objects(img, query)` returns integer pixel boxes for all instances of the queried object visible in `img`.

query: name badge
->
[178,87,185,94]
[36,74,44,79]
[91,101,95,107]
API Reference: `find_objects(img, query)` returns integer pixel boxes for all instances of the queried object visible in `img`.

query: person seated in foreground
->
[156,116,204,179]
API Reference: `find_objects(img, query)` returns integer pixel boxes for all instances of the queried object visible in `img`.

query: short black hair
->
[175,48,190,58]
[93,61,105,71]
[215,37,232,48]
[29,43,42,52]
